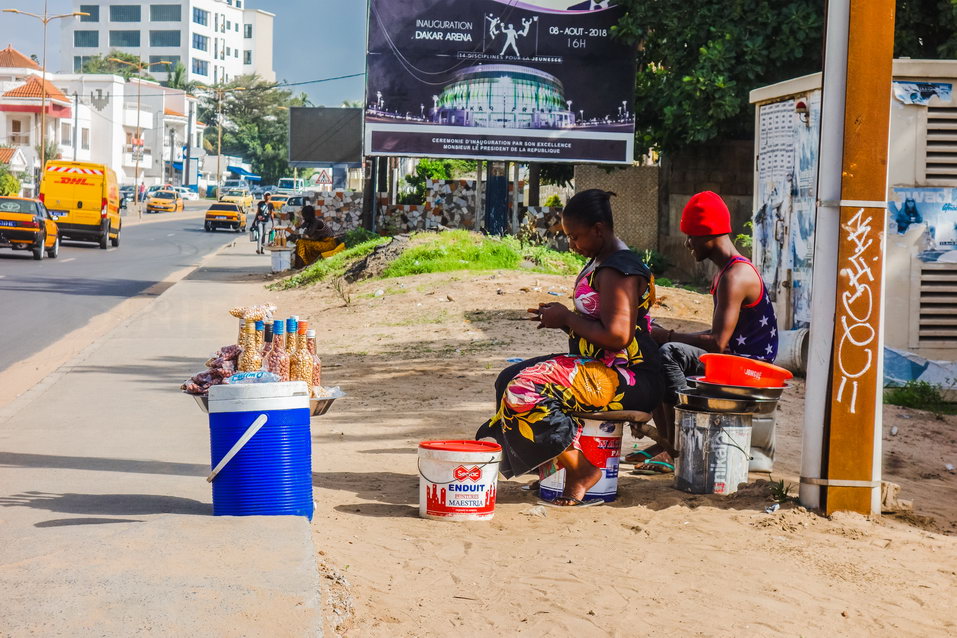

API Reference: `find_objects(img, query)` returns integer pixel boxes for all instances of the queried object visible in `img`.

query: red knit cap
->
[680,191,732,236]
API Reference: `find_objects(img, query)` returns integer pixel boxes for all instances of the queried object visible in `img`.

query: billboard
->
[288,107,363,166]
[364,0,636,164]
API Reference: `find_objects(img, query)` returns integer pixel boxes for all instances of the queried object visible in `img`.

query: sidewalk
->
[0,241,321,636]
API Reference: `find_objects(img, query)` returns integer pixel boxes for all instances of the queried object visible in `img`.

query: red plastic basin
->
[699,353,793,388]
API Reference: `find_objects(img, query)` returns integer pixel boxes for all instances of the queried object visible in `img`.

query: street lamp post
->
[3,4,89,178]
[108,57,172,218]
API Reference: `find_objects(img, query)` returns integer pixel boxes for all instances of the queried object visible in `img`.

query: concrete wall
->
[660,140,755,280]
[574,164,659,252]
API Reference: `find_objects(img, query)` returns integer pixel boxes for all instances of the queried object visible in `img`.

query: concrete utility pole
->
[3,4,89,173]
[801,0,896,515]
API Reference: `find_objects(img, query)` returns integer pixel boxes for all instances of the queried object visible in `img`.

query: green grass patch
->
[884,380,957,418]
[381,230,584,278]
[269,236,389,290]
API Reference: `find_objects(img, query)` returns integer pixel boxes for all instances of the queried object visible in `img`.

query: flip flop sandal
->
[624,448,660,465]
[537,497,604,508]
[521,480,541,492]
[631,459,675,475]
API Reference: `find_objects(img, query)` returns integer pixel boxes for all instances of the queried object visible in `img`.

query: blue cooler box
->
[207,381,313,518]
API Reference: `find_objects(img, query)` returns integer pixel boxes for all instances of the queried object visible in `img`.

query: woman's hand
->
[528,302,571,330]
[650,326,672,345]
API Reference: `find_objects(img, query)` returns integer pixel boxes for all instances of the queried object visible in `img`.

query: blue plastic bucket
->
[207,382,313,518]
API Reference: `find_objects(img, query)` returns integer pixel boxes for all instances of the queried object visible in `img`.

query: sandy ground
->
[269,269,957,637]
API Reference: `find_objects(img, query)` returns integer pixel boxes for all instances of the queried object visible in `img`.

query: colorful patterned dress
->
[476,250,664,478]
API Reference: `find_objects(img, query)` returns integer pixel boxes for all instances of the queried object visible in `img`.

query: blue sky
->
[0,0,367,105]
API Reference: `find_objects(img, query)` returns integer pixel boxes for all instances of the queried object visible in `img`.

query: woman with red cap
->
[477,189,663,506]
[629,190,778,473]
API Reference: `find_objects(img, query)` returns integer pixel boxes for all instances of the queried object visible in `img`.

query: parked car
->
[219,188,253,210]
[269,193,290,213]
[119,185,135,209]
[204,202,247,232]
[39,160,121,249]
[0,196,60,259]
[173,186,199,201]
[146,190,184,213]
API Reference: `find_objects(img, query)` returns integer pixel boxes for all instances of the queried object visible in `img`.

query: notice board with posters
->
[364,0,637,164]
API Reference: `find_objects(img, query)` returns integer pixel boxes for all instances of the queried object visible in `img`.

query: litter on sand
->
[506,357,524,363]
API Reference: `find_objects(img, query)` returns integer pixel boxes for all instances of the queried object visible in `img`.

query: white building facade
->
[60,1,275,85]
[0,46,207,192]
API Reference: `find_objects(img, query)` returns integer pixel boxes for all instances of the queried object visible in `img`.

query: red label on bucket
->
[452,465,483,482]
[425,482,497,517]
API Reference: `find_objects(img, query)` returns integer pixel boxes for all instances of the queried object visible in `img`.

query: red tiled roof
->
[0,148,16,164]
[2,76,69,102]
[0,45,40,70]
[164,107,185,117]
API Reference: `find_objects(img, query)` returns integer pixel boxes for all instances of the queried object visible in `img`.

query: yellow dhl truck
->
[39,160,121,249]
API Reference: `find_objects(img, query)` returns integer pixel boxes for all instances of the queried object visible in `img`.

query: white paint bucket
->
[749,413,776,473]
[776,328,809,375]
[269,247,292,272]
[539,420,623,503]
[417,440,502,521]
[674,409,752,495]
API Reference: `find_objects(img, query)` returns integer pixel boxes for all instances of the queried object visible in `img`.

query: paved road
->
[0,205,247,373]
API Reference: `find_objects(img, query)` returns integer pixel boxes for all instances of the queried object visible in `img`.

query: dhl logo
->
[56,177,92,186]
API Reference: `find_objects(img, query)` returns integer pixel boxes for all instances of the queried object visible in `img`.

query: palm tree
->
[164,62,199,94]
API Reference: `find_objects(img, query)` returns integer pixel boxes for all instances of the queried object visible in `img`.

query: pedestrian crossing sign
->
[316,169,332,186]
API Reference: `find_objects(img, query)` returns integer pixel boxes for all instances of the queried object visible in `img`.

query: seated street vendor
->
[290,205,341,268]
[476,189,663,507]
[631,191,778,473]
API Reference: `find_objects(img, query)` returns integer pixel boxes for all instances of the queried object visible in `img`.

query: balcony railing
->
[7,133,29,146]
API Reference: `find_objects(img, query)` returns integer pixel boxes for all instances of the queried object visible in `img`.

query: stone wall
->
[377,179,525,234]
[311,190,364,234]
[574,164,660,252]
[521,207,566,250]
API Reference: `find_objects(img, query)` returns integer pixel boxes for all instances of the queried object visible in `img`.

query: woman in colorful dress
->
[476,189,663,506]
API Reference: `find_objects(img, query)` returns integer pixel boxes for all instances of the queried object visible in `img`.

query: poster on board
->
[364,0,637,164]
[888,187,957,262]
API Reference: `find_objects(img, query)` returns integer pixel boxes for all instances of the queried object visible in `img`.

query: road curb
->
[0,234,238,424]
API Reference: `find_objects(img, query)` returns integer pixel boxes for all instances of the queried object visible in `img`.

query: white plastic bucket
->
[270,247,292,272]
[675,408,752,495]
[539,420,623,503]
[776,328,809,375]
[418,440,502,521]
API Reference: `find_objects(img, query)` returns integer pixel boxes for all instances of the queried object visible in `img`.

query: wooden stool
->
[571,410,677,458]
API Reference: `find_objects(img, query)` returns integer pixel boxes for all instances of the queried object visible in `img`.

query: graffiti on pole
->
[834,207,881,415]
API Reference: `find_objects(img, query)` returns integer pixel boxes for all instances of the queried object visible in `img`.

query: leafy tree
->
[0,163,20,196]
[894,0,957,58]
[198,74,307,184]
[80,51,153,80]
[614,0,824,152]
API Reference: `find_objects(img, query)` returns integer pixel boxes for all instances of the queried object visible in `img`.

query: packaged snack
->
[225,371,282,384]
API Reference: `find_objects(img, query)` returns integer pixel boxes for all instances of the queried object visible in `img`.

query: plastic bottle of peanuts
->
[306,329,321,389]
[238,321,263,372]
[266,320,291,381]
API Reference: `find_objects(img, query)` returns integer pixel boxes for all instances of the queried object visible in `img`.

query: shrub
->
[543,194,563,208]
[885,380,956,419]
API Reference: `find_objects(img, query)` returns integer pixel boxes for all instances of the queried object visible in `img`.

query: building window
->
[149,55,180,71]
[73,55,94,71]
[79,5,99,21]
[244,24,252,38]
[150,30,180,47]
[225,46,231,56]
[61,122,72,144]
[109,30,141,47]
[74,30,99,47]
[226,20,231,30]
[243,50,251,64]
[192,33,209,51]
[192,59,208,76]
[109,5,141,22]
[234,23,239,32]
[150,5,181,22]
[10,119,28,145]
[81,128,90,150]
[192,7,208,26]
[236,0,242,7]
[233,49,238,58]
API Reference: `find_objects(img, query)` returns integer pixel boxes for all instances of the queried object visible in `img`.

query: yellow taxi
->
[219,188,253,210]
[269,194,290,212]
[204,202,247,232]
[146,189,184,213]
[0,195,61,260]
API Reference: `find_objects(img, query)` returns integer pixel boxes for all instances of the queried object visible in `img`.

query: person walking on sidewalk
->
[253,192,272,254]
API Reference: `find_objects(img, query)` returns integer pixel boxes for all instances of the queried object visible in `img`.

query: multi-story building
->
[60,1,275,85]
[0,45,207,192]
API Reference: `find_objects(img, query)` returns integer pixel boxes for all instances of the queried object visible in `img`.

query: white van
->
[276,177,304,195]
